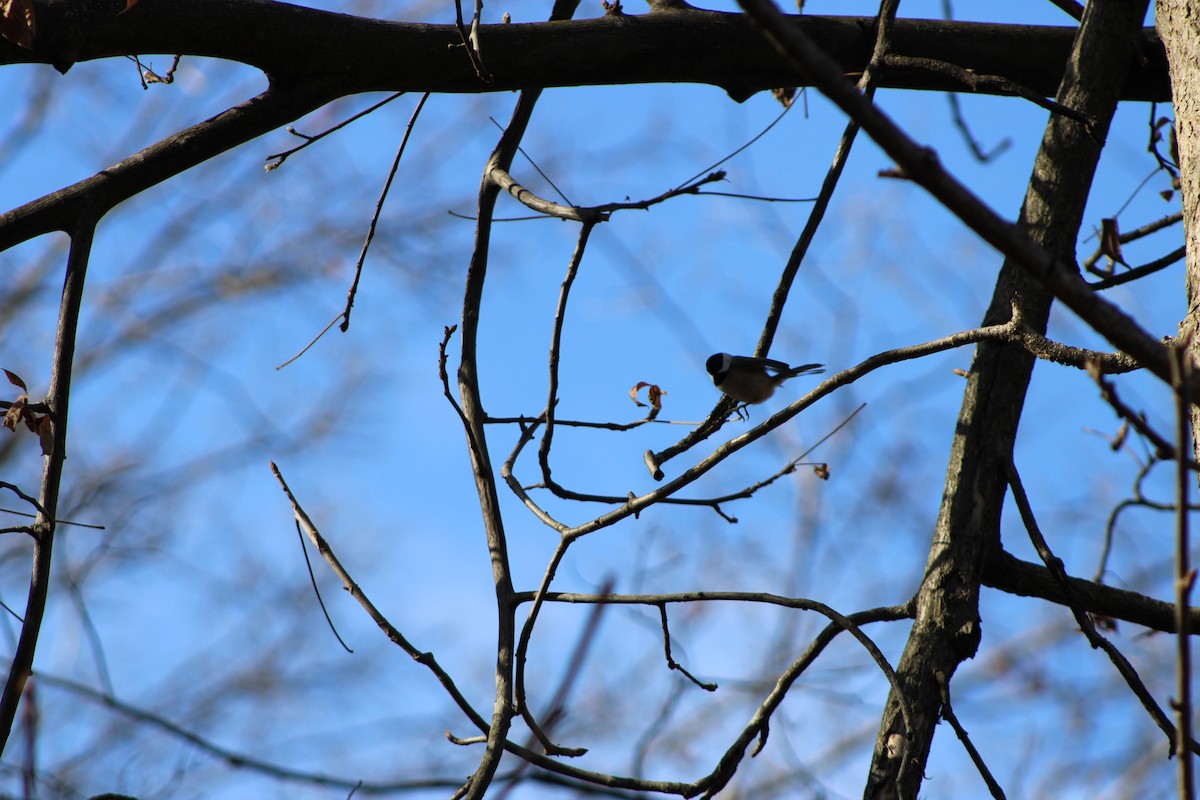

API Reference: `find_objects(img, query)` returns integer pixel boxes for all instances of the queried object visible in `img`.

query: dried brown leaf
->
[4,369,27,392]
[646,383,666,411]
[1099,218,1127,267]
[3,395,25,432]
[34,414,53,456]
[629,381,650,406]
[630,381,666,410]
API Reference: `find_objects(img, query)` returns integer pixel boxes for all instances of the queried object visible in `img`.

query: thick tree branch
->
[0,0,1170,102]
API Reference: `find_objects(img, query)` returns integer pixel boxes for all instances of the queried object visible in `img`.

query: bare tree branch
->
[0,3,1170,101]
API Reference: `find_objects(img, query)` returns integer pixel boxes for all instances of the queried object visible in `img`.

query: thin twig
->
[1005,455,1200,757]
[513,537,587,757]
[269,461,488,730]
[0,215,95,751]
[275,93,430,366]
[946,91,1011,162]
[341,92,430,333]
[936,671,1007,799]
[1088,245,1186,290]
[290,517,353,653]
[673,103,793,190]
[657,603,718,691]
[1088,361,1200,471]
[494,576,615,800]
[453,0,491,81]
[1170,344,1196,797]
[275,313,341,370]
[538,222,596,490]
[32,671,548,794]
[885,54,1095,129]
[265,92,404,170]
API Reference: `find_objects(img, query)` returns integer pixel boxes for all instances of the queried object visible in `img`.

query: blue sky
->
[0,1,1190,798]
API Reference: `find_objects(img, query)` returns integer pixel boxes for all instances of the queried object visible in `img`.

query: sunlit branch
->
[454,0,586,784]
[498,577,615,800]
[489,166,727,223]
[452,0,490,82]
[489,166,603,222]
[538,222,596,491]
[500,416,570,533]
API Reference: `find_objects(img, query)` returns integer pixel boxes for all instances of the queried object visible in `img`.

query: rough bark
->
[1159,1,1200,453]
[864,2,1151,797]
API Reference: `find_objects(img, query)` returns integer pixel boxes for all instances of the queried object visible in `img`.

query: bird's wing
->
[749,357,793,373]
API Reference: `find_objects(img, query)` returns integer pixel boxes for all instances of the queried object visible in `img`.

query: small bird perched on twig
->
[705,353,824,405]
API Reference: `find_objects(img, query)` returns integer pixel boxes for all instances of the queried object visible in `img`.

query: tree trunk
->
[864,2,1151,797]
[1159,0,1200,455]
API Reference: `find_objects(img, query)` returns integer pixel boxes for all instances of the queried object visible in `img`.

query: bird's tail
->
[784,363,825,378]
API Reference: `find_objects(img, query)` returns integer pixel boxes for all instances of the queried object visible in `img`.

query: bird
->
[705,352,824,405]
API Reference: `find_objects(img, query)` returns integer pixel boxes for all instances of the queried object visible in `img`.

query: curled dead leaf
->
[629,381,666,411]
[3,370,51,454]
[1099,218,1127,268]
[3,394,26,432]
[34,414,53,456]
